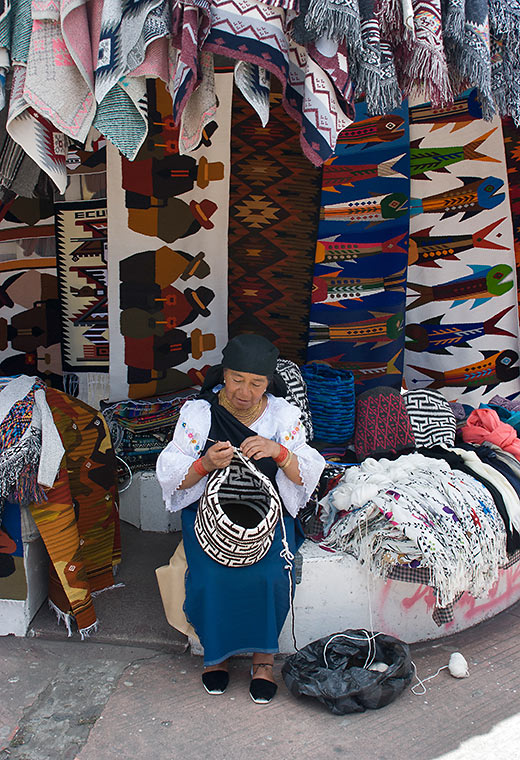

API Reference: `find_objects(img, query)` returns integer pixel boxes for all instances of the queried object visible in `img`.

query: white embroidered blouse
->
[156,393,325,517]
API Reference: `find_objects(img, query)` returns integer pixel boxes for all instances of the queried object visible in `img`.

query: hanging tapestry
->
[65,134,107,203]
[106,76,233,401]
[227,87,322,365]
[502,117,520,328]
[306,101,411,393]
[55,199,108,374]
[0,255,62,385]
[403,91,520,406]
[0,500,27,600]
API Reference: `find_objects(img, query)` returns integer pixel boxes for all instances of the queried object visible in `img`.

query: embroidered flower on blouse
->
[181,422,202,450]
[283,422,301,442]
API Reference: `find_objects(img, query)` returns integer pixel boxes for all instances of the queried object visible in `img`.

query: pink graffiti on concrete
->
[382,561,520,625]
[456,562,520,620]
[400,584,437,613]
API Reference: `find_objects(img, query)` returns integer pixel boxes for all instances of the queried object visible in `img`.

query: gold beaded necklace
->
[218,388,265,426]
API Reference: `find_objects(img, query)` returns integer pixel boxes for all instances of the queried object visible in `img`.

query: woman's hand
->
[240,435,280,461]
[201,440,234,472]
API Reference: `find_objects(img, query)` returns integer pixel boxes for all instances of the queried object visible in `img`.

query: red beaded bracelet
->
[274,444,289,464]
[193,458,209,477]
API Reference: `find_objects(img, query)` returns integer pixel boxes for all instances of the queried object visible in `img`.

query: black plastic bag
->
[282,630,414,715]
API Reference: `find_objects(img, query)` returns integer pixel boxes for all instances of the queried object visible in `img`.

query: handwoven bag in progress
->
[195,449,283,567]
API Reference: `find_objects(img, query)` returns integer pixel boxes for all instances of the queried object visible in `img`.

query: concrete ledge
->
[0,538,49,636]
[278,541,520,651]
[119,471,181,532]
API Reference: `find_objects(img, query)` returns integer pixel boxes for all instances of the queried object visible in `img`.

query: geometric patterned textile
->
[29,388,121,637]
[55,199,109,373]
[306,99,411,393]
[204,0,354,166]
[403,90,520,406]
[228,88,322,365]
[106,75,233,401]
[354,385,415,461]
[402,388,456,448]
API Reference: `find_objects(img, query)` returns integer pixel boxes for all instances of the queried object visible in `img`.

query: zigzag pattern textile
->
[227,88,322,366]
[403,90,520,406]
[306,100,411,393]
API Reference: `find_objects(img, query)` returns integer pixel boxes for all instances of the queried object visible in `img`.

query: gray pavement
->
[1,599,520,760]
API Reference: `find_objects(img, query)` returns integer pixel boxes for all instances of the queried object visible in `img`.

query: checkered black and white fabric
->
[195,449,283,567]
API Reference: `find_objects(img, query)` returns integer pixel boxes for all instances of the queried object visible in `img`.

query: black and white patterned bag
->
[276,358,314,442]
[195,449,283,567]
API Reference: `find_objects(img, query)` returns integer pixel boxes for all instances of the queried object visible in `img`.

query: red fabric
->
[462,408,520,460]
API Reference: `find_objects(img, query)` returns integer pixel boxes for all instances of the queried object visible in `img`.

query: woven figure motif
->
[195,449,282,567]
[403,389,456,447]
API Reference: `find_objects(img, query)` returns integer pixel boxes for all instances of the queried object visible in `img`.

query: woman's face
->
[223,369,269,410]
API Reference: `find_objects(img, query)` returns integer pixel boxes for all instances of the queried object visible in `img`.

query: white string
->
[410,661,449,695]
[116,455,133,493]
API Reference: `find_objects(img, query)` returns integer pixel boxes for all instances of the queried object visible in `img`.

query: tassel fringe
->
[48,598,73,637]
[405,44,453,107]
[305,0,362,44]
[91,582,125,597]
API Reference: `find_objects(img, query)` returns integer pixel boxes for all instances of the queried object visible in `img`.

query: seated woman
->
[156,334,325,704]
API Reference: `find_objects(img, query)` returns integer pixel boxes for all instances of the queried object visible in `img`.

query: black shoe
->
[249,664,277,704]
[202,669,229,695]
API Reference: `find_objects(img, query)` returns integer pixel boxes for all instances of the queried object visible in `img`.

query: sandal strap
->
[252,662,274,672]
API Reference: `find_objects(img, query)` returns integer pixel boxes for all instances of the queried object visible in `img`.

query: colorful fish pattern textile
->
[306,100,410,393]
[203,0,354,166]
[30,388,121,637]
[55,200,108,374]
[227,88,322,366]
[502,116,520,325]
[106,76,232,401]
[320,452,507,608]
[403,90,520,406]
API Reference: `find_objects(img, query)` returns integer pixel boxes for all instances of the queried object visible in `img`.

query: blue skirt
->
[182,502,304,666]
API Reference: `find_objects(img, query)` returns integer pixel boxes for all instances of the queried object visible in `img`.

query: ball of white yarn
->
[448,652,469,678]
[367,661,389,673]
